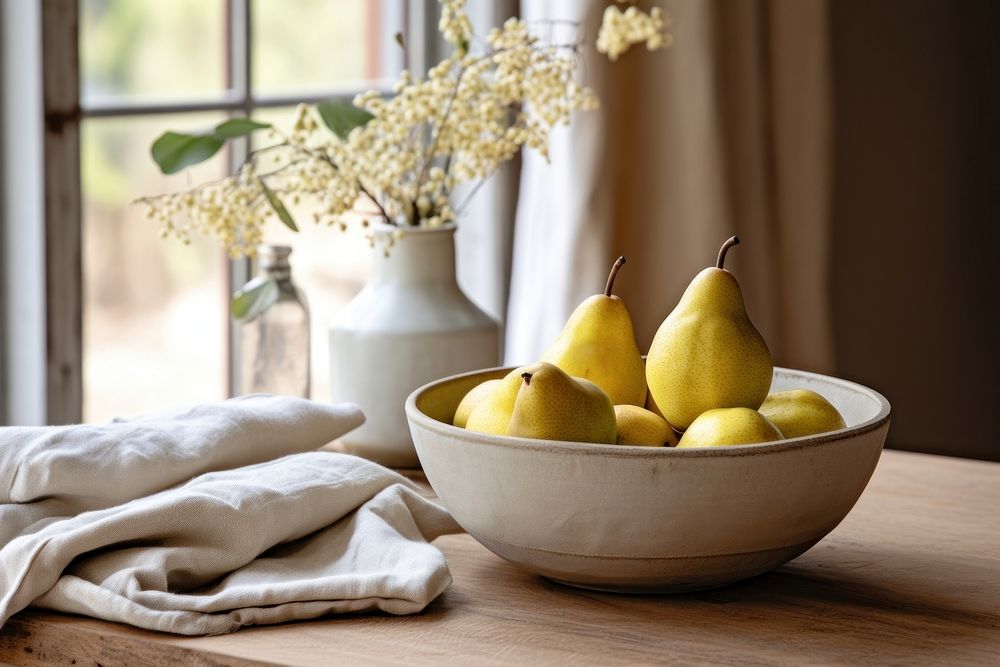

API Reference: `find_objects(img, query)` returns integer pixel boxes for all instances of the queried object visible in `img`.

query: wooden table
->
[1,449,998,666]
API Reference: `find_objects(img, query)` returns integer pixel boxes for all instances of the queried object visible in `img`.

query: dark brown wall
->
[830,0,1000,460]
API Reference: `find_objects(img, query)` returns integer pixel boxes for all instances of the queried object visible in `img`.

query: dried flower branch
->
[139,0,669,258]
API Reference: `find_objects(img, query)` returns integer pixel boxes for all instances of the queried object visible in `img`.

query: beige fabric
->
[0,396,461,635]
[1,395,364,543]
[506,0,613,364]
[508,0,834,373]
[454,0,520,325]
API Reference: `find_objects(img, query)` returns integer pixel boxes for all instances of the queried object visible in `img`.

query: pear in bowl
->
[676,407,783,448]
[760,389,847,439]
[646,237,773,431]
[541,257,647,407]
[614,405,677,447]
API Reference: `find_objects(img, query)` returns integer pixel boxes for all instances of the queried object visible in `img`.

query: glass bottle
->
[237,245,310,397]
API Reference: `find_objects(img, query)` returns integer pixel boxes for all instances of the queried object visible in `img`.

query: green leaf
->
[150,118,271,174]
[213,118,272,139]
[259,178,299,232]
[231,276,279,322]
[316,99,375,140]
[394,31,405,50]
[151,132,225,175]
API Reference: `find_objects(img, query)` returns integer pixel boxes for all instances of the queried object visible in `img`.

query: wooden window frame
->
[4,0,421,424]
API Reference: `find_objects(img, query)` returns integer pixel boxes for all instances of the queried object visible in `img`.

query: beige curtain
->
[507,0,834,374]
[454,0,520,326]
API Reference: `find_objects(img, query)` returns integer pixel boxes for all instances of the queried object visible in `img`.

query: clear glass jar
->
[237,245,310,397]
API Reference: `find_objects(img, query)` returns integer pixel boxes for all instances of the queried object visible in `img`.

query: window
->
[2,0,427,424]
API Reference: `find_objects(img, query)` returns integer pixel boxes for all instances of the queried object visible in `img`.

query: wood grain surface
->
[1,449,998,666]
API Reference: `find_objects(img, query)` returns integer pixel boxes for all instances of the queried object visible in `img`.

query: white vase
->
[329,223,499,467]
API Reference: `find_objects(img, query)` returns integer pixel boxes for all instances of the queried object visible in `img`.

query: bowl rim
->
[405,365,891,458]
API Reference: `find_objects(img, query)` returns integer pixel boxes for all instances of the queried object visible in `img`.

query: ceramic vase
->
[329,223,499,467]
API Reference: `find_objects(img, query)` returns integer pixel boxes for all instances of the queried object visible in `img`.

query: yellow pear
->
[507,362,617,444]
[677,408,784,448]
[644,388,667,420]
[542,257,646,406]
[759,389,846,438]
[453,379,502,428]
[465,368,526,435]
[646,236,773,430]
[614,405,677,447]
[641,357,667,420]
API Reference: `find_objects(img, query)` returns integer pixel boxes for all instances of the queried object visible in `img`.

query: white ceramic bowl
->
[406,367,891,593]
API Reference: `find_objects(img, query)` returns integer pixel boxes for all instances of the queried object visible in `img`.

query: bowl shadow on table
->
[441,538,998,663]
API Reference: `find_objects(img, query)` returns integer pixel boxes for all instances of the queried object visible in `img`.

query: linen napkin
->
[0,396,461,635]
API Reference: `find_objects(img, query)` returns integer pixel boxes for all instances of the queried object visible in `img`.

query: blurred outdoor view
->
[80,0,401,421]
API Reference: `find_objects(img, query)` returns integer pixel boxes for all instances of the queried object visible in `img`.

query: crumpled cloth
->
[0,395,460,635]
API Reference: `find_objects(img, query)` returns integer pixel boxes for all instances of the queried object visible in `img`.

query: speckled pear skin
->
[542,291,646,407]
[614,405,677,446]
[677,407,784,448]
[760,389,846,439]
[644,386,670,421]
[453,379,502,428]
[465,368,525,435]
[646,262,773,431]
[507,362,617,444]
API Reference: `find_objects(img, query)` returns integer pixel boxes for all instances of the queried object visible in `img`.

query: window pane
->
[82,114,230,422]
[252,0,404,96]
[80,0,227,102]
[246,107,372,402]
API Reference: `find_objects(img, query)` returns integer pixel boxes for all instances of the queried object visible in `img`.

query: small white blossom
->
[597,3,672,61]
[439,0,473,53]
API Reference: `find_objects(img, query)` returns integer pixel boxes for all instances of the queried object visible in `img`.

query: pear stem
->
[716,236,740,270]
[521,372,532,386]
[604,256,627,297]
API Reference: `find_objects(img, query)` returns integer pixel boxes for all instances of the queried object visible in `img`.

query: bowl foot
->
[476,535,820,594]
[544,575,758,595]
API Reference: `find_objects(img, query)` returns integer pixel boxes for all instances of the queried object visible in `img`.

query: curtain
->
[454,0,520,328]
[506,0,834,374]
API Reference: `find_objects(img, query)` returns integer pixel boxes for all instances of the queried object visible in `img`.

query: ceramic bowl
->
[406,367,891,593]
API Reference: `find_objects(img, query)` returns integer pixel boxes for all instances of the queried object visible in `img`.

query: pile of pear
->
[453,237,846,448]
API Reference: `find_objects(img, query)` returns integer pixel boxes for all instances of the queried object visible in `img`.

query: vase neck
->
[257,244,294,283]
[372,225,457,285]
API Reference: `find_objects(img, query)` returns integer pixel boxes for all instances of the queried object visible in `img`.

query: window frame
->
[4,0,423,424]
